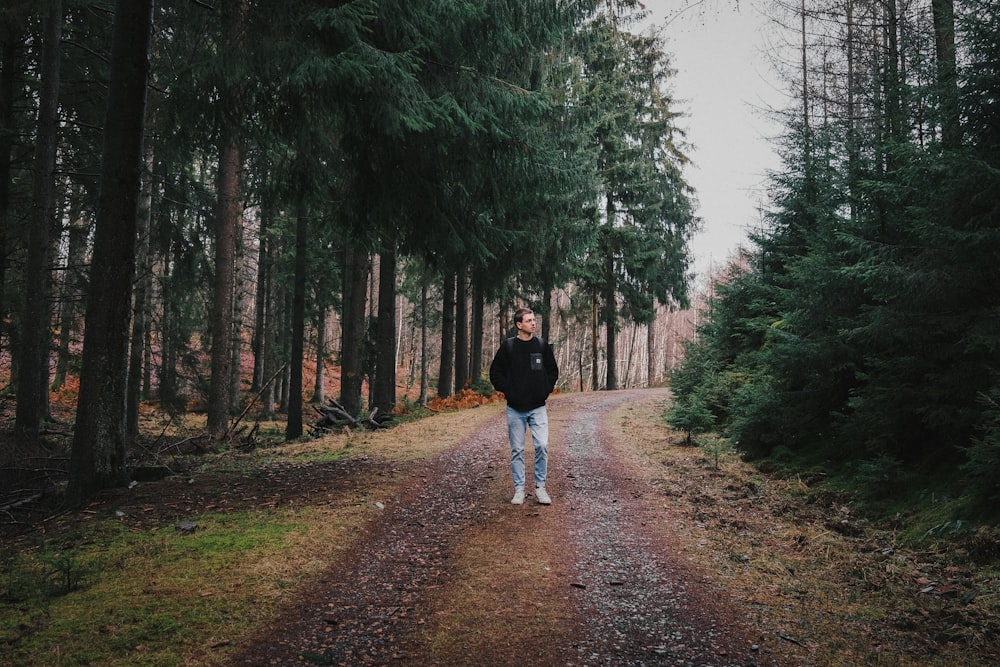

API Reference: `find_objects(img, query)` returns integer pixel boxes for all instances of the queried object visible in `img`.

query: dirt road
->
[233,389,768,666]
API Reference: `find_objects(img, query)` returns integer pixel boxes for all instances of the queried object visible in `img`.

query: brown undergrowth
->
[611,395,1000,666]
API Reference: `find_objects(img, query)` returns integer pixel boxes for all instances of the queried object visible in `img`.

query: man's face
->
[517,313,536,336]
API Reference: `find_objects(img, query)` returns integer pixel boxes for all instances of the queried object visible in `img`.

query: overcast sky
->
[640,1,787,280]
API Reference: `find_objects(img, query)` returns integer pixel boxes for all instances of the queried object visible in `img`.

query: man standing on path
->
[489,307,559,505]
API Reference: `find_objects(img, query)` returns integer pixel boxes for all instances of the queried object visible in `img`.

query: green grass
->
[1,510,310,666]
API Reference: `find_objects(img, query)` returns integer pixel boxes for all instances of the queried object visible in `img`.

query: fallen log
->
[0,492,43,513]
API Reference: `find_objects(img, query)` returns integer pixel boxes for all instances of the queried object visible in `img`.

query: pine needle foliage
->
[668,1,1000,511]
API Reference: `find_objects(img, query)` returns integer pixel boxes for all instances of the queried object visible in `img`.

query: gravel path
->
[560,390,759,666]
[233,389,764,666]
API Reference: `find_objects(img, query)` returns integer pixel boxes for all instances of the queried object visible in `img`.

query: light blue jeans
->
[506,405,549,489]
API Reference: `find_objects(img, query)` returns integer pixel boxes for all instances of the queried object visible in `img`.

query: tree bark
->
[52,206,87,393]
[286,202,308,440]
[207,0,247,438]
[604,246,618,391]
[15,0,62,448]
[419,278,428,405]
[0,17,26,364]
[646,317,656,387]
[454,265,468,392]
[372,247,397,414]
[590,288,599,392]
[207,132,240,436]
[931,0,959,148]
[251,207,271,392]
[340,244,370,415]
[261,231,277,418]
[470,272,484,383]
[67,0,153,504]
[437,270,456,398]
[126,145,154,441]
[313,305,326,404]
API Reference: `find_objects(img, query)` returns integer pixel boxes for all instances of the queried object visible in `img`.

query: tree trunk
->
[931,0,959,148]
[15,0,62,448]
[372,247,397,414]
[126,145,153,441]
[207,0,247,438]
[313,305,326,404]
[230,219,247,412]
[419,278,428,405]
[67,0,153,504]
[454,265,468,392]
[251,208,271,392]
[437,271,456,398]
[341,244,370,415]
[646,317,656,387]
[604,249,617,391]
[0,22,25,365]
[590,288,598,392]
[207,132,240,436]
[261,233,277,418]
[52,208,87,392]
[159,236,183,408]
[884,0,903,146]
[286,202,308,440]
[470,272,484,384]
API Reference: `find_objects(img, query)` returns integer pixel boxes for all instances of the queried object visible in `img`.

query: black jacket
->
[489,336,559,411]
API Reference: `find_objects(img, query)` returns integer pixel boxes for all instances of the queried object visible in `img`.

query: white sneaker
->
[511,488,525,505]
[535,486,551,505]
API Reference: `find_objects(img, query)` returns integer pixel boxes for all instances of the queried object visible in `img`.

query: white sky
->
[640,1,787,280]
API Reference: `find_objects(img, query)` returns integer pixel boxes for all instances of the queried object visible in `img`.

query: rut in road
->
[233,389,764,666]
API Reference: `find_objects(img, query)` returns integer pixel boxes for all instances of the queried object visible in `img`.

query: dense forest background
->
[1,0,701,506]
[4,0,998,521]
[668,0,1000,514]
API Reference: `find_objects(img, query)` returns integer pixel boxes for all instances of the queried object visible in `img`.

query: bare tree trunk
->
[437,271,456,398]
[207,133,240,436]
[126,146,153,441]
[590,288,598,392]
[207,0,247,438]
[931,0,959,148]
[470,272,484,383]
[419,278,428,405]
[604,250,617,391]
[286,202,308,440]
[251,208,270,392]
[341,244,370,415]
[0,20,26,366]
[15,0,62,448]
[313,305,326,404]
[230,220,247,412]
[52,206,87,392]
[261,235,277,418]
[67,0,153,504]
[372,247,397,414]
[454,265,468,392]
[646,317,656,387]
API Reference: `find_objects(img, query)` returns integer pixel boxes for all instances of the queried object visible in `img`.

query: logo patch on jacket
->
[530,353,543,370]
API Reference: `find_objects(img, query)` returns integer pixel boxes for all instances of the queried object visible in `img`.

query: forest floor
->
[3,388,1000,665]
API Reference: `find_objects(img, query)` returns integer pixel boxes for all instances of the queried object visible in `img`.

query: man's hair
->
[513,307,534,324]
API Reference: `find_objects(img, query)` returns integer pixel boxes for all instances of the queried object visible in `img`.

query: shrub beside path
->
[233,389,770,666]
